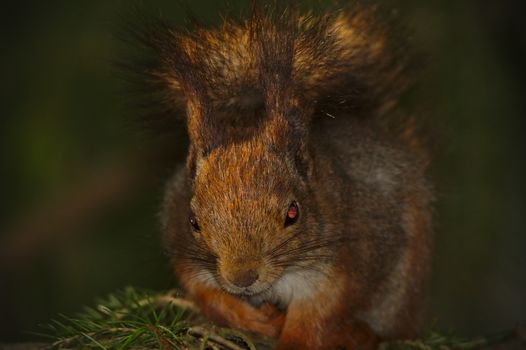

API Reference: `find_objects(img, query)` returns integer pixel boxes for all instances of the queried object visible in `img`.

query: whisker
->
[270,235,351,259]
[267,229,306,256]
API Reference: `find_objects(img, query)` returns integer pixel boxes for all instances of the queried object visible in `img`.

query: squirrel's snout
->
[224,268,259,288]
[219,257,268,291]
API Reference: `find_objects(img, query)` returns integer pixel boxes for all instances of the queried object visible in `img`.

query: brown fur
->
[151,4,433,350]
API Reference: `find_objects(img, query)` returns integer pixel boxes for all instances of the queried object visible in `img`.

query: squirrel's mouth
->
[216,259,285,297]
[218,276,276,297]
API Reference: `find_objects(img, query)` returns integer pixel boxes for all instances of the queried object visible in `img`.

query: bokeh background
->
[1,0,525,343]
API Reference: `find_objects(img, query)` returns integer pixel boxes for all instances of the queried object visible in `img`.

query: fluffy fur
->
[139,3,433,349]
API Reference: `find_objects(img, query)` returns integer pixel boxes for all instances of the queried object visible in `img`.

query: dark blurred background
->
[1,0,525,343]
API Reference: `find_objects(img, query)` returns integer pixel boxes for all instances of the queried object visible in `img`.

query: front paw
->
[239,303,284,338]
[257,303,285,336]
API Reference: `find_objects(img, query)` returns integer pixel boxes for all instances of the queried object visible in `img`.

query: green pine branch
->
[38,287,523,350]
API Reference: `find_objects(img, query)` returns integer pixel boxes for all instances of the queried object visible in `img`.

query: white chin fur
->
[249,266,329,308]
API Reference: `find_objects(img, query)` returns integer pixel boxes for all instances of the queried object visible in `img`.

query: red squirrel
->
[141,3,433,349]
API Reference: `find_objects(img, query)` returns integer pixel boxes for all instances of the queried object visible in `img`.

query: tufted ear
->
[129,16,222,166]
[159,36,217,158]
[252,6,314,179]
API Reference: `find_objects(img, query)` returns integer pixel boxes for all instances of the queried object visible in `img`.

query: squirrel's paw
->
[238,302,284,338]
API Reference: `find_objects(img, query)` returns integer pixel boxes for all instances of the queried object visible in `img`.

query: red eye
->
[284,201,299,227]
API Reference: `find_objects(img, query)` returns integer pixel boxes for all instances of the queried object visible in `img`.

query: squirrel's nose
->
[227,268,259,288]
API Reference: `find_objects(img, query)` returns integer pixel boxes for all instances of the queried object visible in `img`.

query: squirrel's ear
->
[157,32,220,163]
[253,5,313,179]
[132,19,220,162]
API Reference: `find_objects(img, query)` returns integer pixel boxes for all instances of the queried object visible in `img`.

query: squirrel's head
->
[188,126,314,295]
[185,87,319,294]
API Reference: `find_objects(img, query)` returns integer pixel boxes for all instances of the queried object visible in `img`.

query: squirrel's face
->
[189,139,312,296]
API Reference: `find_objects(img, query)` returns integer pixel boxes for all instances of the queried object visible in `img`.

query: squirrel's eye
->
[284,201,299,227]
[189,214,200,232]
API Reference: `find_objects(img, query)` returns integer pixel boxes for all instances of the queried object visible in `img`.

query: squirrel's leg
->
[185,282,285,338]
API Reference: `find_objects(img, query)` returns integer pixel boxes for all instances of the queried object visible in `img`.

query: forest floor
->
[1,288,524,350]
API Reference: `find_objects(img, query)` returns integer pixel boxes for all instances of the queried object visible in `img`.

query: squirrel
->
[137,3,433,349]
